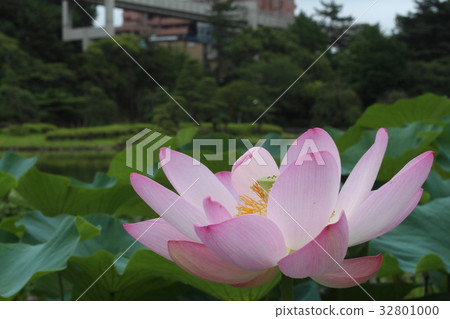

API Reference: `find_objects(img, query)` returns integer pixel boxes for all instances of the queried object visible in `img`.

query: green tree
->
[225,26,299,73]
[78,83,118,126]
[80,35,185,122]
[22,60,83,123]
[0,33,30,77]
[0,32,122,126]
[315,0,353,50]
[339,24,408,106]
[0,32,81,124]
[214,80,267,123]
[0,85,40,123]
[208,0,242,83]
[152,95,187,134]
[395,0,450,97]
[80,35,143,121]
[405,57,450,97]
[396,0,450,61]
[310,80,362,127]
[0,0,95,62]
[289,12,328,54]
[234,51,334,127]
[174,58,219,123]
[135,90,162,122]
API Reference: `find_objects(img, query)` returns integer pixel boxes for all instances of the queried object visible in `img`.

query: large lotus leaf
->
[336,93,450,151]
[324,126,345,141]
[0,229,18,243]
[0,212,99,298]
[10,167,152,217]
[375,254,404,278]
[340,123,441,180]
[107,149,141,185]
[0,152,37,197]
[72,214,143,259]
[63,214,175,300]
[70,172,116,189]
[15,211,101,245]
[370,197,450,274]
[109,128,177,183]
[62,183,143,217]
[10,168,71,215]
[112,194,158,218]
[423,171,450,200]
[0,171,16,198]
[65,214,279,301]
[75,216,102,241]
[0,216,25,238]
[107,148,172,191]
[174,126,199,148]
[106,150,175,218]
[17,211,69,244]
[66,250,181,301]
[434,122,450,174]
[356,94,450,128]
[0,152,37,179]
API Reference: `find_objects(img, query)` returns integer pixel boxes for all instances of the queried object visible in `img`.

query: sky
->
[295,0,416,33]
[96,0,417,34]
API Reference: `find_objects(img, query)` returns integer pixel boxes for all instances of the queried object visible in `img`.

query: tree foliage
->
[310,80,362,127]
[0,0,449,128]
[208,0,242,83]
[395,0,450,99]
[339,24,408,106]
[315,0,353,50]
[0,0,95,62]
[396,0,450,61]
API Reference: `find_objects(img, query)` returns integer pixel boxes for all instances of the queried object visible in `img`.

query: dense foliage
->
[1,94,449,300]
[1,0,450,128]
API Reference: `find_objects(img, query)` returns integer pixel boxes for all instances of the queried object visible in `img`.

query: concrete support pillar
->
[62,0,115,51]
[105,0,115,34]
[82,37,91,51]
[62,0,73,29]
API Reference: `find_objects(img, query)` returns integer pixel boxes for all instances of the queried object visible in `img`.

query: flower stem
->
[279,274,294,301]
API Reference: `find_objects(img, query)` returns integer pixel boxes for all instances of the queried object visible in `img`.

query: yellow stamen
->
[328,210,336,223]
[250,182,269,203]
[235,181,269,216]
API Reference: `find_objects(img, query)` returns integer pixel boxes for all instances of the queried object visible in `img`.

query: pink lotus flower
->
[124,128,433,289]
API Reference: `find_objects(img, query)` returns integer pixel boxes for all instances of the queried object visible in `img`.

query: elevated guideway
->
[62,0,292,49]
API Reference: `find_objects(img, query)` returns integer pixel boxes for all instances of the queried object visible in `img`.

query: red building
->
[117,0,296,38]
[256,0,296,19]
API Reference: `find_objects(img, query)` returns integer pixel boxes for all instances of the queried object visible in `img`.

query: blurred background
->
[1,0,449,181]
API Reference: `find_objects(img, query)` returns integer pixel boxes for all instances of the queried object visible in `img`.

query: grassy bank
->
[0,122,295,151]
[0,122,294,182]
